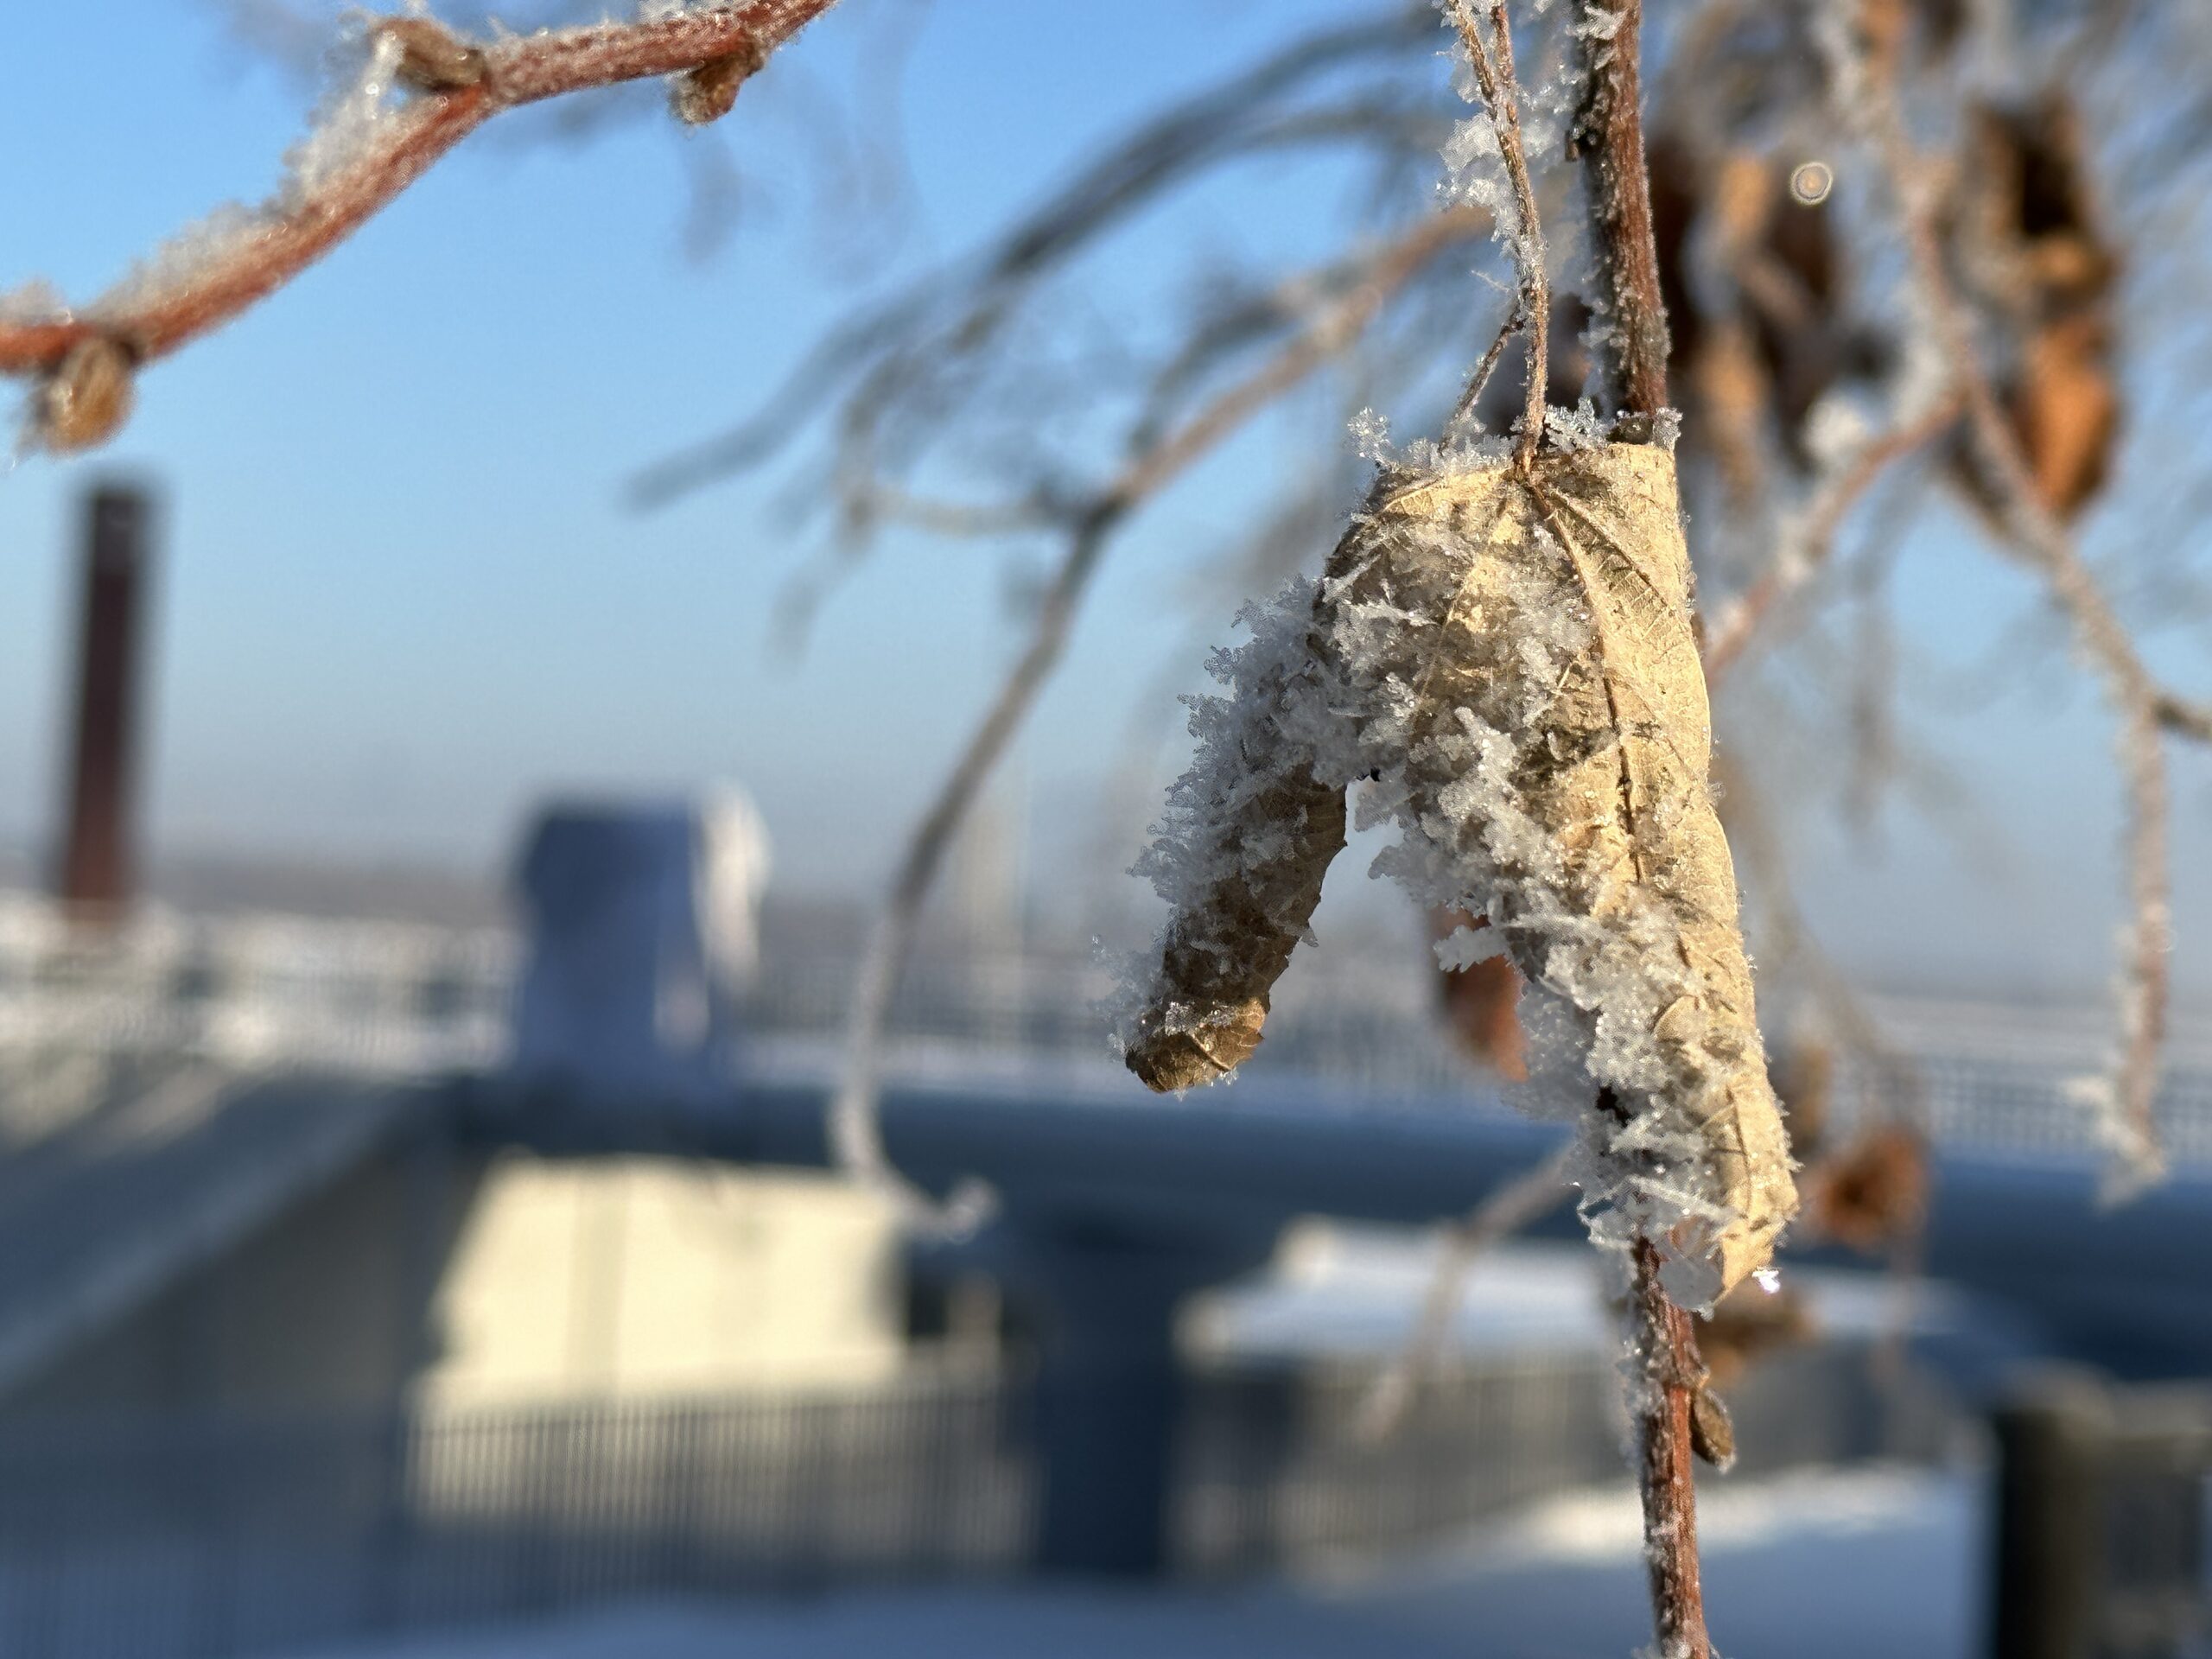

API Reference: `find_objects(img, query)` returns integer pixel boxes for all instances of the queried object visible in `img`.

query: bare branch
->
[826,207,1487,1220]
[1355,1142,1574,1441]
[1847,3,2172,1194]
[1569,0,1669,425]
[1446,0,1548,465]
[0,2,842,444]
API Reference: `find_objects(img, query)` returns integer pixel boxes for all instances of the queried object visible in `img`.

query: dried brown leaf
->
[1350,446,1797,1295]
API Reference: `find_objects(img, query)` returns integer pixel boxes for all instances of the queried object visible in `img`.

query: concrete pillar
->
[1019,1227,1267,1579]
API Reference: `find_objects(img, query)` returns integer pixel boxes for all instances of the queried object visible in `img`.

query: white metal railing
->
[0,893,512,1146]
[3,887,2211,1164]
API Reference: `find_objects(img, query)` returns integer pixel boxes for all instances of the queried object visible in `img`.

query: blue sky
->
[0,0,1336,874]
[0,0,2205,997]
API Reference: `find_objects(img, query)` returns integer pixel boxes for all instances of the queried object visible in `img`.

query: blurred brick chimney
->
[54,485,153,915]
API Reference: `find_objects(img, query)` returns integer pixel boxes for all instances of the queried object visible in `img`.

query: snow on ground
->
[1190,1230,1964,1363]
[289,1464,1982,1659]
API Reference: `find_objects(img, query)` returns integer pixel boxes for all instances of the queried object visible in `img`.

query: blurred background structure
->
[4,2,2212,1656]
[0,481,2198,1656]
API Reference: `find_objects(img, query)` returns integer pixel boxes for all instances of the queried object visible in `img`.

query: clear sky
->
[0,0,2206,999]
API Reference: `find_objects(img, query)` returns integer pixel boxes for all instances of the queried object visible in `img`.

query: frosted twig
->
[1631,1234,1713,1659]
[1850,4,2173,1197]
[0,3,842,447]
[1568,7,1716,1655]
[626,4,1447,512]
[828,207,1489,1223]
[1567,0,1669,432]
[1445,0,1548,467]
[1354,1141,1575,1441]
[2157,692,2212,746]
[1700,397,1964,683]
[1443,296,1527,443]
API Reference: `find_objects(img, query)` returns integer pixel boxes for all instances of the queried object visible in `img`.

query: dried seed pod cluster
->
[1124,439,1797,1303]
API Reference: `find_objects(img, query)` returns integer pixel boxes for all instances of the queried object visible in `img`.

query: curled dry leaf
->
[1949,92,2120,523]
[35,337,137,453]
[1126,442,1797,1300]
[1121,631,1347,1091]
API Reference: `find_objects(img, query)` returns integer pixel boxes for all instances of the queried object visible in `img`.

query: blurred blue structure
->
[512,798,767,1099]
[5,793,2212,1593]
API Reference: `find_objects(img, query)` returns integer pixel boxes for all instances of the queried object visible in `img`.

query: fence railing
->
[0,1340,1948,1659]
[10,887,2212,1168]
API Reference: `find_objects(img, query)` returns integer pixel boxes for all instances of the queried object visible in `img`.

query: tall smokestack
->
[54,485,154,915]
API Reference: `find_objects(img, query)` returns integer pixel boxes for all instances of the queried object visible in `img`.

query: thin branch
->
[1632,1236,1713,1659]
[0,3,842,435]
[1701,398,1963,683]
[1848,3,2172,1195]
[836,480,1065,543]
[826,207,1486,1222]
[1568,0,1669,426]
[1446,0,1548,465]
[1355,1141,1575,1441]
[2158,691,2212,746]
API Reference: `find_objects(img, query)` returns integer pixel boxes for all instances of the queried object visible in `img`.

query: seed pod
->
[35,337,137,453]
[672,42,768,127]
[378,18,486,92]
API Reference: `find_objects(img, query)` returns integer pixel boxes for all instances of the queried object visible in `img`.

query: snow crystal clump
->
[1434,923,1508,971]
